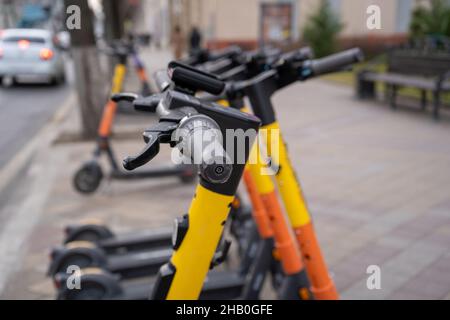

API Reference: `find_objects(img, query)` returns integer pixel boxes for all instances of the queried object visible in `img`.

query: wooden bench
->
[356,48,450,119]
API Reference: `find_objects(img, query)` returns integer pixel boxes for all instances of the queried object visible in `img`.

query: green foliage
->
[303,0,343,58]
[410,0,450,38]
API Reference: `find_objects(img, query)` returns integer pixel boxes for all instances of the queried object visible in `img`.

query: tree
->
[303,0,343,58]
[410,0,450,38]
[64,0,107,139]
[102,0,126,42]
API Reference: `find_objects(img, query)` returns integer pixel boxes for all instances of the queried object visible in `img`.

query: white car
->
[0,28,66,85]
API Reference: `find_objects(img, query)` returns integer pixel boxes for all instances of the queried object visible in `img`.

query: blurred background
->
[0,0,449,300]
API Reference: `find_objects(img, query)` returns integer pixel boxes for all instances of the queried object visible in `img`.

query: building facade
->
[167,0,424,50]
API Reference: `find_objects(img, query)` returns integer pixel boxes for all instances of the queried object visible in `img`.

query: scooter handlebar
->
[280,46,314,64]
[153,69,172,92]
[168,61,225,95]
[309,48,363,76]
[208,45,242,61]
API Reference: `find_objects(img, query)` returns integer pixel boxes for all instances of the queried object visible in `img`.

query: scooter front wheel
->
[73,161,104,194]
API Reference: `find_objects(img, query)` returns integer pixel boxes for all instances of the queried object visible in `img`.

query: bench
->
[356,48,450,119]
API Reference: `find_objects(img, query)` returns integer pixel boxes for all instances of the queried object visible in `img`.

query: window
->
[328,0,341,14]
[396,0,413,33]
[2,36,46,44]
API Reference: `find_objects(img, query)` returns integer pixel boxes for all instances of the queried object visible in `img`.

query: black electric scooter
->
[48,199,252,279]
[55,223,271,300]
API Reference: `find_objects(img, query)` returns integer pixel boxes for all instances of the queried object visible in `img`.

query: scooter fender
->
[64,223,114,244]
[47,243,108,277]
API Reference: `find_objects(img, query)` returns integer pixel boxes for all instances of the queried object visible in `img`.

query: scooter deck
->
[107,247,173,279]
[100,227,173,254]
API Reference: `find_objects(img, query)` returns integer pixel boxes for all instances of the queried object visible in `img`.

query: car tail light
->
[40,48,54,60]
[18,39,30,50]
[53,274,62,289]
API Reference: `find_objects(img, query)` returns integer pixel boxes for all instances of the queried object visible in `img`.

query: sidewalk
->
[1,50,450,299]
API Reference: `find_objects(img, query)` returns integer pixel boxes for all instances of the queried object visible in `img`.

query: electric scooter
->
[72,39,196,195]
[55,65,265,300]
[59,46,248,254]
[49,51,257,275]
[48,199,251,279]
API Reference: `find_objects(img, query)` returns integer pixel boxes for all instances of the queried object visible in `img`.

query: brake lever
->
[122,133,161,171]
[122,121,178,171]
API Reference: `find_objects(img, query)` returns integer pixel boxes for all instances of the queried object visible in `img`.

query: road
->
[0,72,73,169]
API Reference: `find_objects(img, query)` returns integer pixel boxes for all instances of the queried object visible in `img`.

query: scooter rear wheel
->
[55,271,122,300]
[73,162,103,194]
[59,281,108,300]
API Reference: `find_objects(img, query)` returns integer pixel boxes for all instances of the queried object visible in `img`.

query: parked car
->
[0,28,66,86]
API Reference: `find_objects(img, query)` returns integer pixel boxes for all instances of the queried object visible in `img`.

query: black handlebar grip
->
[281,46,314,63]
[209,45,242,61]
[133,94,162,113]
[168,62,225,95]
[153,69,172,92]
[310,48,364,76]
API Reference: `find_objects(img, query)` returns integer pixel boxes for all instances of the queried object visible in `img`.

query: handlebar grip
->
[310,48,363,76]
[153,69,171,92]
[281,46,314,63]
[169,62,225,95]
[209,45,242,61]
[182,48,209,65]
[133,94,162,113]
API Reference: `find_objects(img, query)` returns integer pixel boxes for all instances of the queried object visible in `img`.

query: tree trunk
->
[102,0,127,77]
[71,47,107,138]
[102,0,126,42]
[64,0,106,139]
